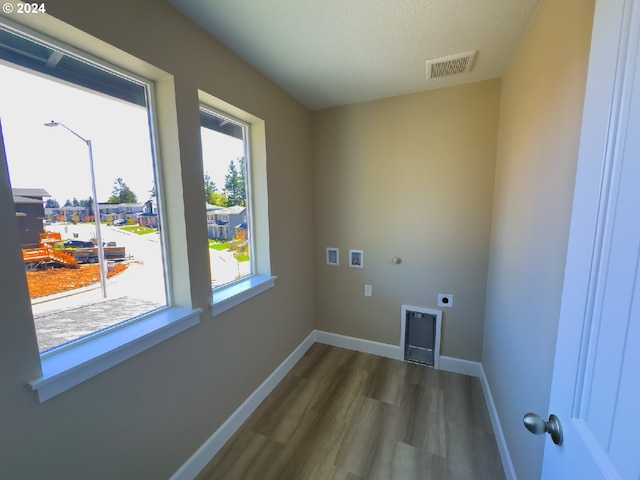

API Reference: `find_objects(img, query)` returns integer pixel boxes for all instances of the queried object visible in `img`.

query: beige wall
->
[0,0,600,478]
[312,80,500,361]
[482,0,595,478]
[0,1,315,478]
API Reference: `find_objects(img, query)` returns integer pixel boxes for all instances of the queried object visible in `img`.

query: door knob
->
[523,412,563,445]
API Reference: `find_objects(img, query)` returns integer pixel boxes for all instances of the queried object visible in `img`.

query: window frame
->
[198,94,276,316]
[0,18,202,403]
[199,105,257,285]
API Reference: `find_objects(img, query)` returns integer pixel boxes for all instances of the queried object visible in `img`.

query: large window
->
[0,25,168,354]
[200,107,254,288]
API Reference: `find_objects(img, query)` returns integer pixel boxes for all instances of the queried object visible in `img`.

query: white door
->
[541,0,640,478]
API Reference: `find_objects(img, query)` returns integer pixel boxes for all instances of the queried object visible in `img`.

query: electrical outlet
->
[364,284,372,297]
[438,294,453,307]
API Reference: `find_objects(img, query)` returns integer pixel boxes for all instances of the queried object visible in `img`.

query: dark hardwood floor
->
[197,343,505,480]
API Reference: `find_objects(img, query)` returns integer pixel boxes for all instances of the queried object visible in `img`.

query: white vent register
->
[426,50,477,79]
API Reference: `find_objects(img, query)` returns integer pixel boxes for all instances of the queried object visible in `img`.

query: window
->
[0,25,170,354]
[0,21,199,402]
[200,107,253,287]
[198,95,275,315]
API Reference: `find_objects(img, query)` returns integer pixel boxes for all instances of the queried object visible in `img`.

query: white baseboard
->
[169,331,316,480]
[478,365,517,480]
[314,330,403,360]
[439,356,516,480]
[439,355,483,377]
[171,329,515,480]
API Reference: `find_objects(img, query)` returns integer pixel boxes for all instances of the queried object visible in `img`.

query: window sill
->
[211,275,277,316]
[29,307,202,403]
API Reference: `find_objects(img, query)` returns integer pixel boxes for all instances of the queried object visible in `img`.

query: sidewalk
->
[34,296,162,353]
[32,224,166,353]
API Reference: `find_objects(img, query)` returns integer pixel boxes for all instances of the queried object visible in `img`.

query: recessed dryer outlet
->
[438,294,453,307]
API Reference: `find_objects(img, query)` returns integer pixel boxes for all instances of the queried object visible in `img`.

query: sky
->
[0,62,243,205]
[201,127,245,194]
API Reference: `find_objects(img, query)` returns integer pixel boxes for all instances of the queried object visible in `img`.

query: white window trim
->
[0,18,202,402]
[29,307,202,403]
[200,107,256,274]
[211,275,277,316]
[199,98,274,315]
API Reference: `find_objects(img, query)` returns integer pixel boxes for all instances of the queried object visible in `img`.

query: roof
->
[12,188,50,199]
[217,205,246,215]
[45,206,88,212]
[102,202,145,207]
[13,195,45,204]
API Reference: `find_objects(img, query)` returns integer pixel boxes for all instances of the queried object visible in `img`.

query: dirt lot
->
[26,263,128,299]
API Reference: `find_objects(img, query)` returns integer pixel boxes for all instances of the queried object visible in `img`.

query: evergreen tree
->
[224,158,246,207]
[80,197,93,215]
[64,199,72,207]
[107,177,138,204]
[238,157,246,205]
[45,198,59,208]
[204,172,217,204]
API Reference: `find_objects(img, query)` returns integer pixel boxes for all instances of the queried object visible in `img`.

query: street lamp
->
[44,121,107,298]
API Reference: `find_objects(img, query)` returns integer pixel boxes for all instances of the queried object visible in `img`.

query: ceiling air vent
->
[426,50,477,80]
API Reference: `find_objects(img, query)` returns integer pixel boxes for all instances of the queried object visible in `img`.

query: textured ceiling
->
[168,0,540,110]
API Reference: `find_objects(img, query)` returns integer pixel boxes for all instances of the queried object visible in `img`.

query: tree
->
[204,172,217,203]
[45,198,59,208]
[80,197,94,215]
[107,177,138,204]
[63,199,72,207]
[71,197,80,207]
[224,158,246,207]
[210,191,228,207]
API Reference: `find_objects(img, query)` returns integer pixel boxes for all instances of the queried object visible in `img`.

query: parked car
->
[63,240,94,248]
[113,219,127,226]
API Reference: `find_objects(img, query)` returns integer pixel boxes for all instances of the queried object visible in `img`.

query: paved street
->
[31,222,248,352]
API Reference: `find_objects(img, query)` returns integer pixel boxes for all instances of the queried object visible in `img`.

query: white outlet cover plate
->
[438,294,453,307]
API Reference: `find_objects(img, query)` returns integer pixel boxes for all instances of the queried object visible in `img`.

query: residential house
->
[99,202,144,224]
[45,202,145,224]
[45,205,90,223]
[1,1,632,479]
[205,203,224,237]
[206,204,246,240]
[138,199,159,228]
[12,188,49,247]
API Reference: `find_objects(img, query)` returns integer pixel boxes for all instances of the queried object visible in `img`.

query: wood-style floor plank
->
[196,343,505,480]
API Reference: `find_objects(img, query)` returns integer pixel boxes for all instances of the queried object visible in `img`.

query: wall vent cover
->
[426,50,477,80]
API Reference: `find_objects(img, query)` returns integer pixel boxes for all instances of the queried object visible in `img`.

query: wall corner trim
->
[170,330,515,480]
